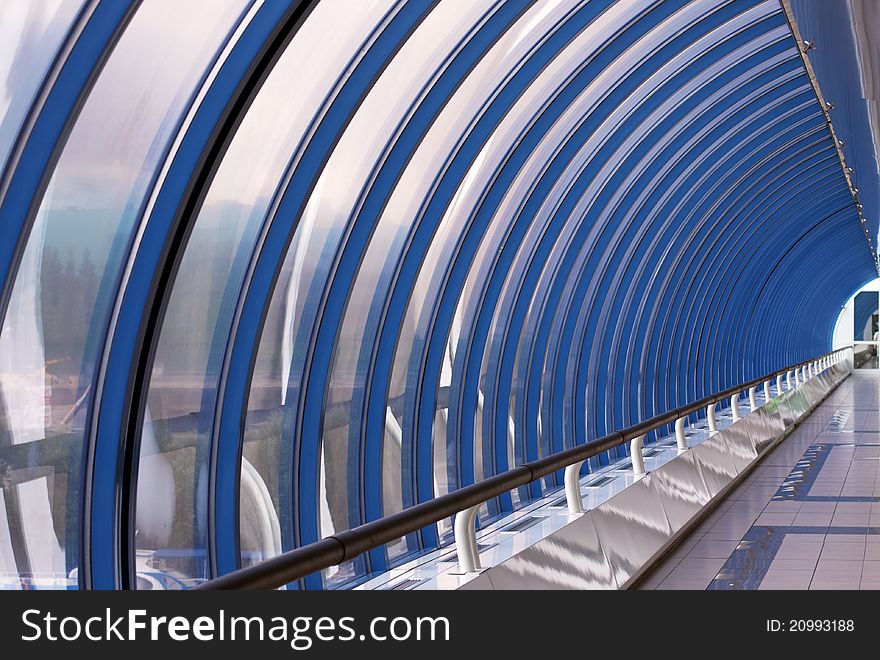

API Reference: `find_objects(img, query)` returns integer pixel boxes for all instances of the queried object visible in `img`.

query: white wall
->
[832,277,880,349]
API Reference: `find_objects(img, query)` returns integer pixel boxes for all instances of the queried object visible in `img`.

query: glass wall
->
[852,290,878,368]
[138,0,398,586]
[0,0,874,590]
[0,0,247,589]
[0,0,85,179]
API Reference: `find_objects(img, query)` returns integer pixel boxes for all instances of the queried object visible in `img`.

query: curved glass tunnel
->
[0,0,876,589]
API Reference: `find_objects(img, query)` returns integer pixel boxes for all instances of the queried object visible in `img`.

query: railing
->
[197,348,850,589]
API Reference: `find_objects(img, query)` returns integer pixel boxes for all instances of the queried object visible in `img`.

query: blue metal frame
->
[477,10,796,486]
[307,0,536,575]
[212,0,436,588]
[0,0,139,591]
[86,0,304,589]
[365,0,619,548]
[528,76,819,474]
[1,0,877,590]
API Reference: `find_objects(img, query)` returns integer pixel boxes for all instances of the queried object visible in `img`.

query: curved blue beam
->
[544,100,832,464]
[450,0,710,506]
[654,141,838,416]
[290,0,535,579]
[569,109,816,466]
[532,92,824,467]
[357,0,620,549]
[465,8,795,491]
[687,169,847,399]
[399,0,689,522]
[634,150,822,423]
[580,98,824,435]
[635,138,831,421]
[575,103,829,449]
[340,0,587,565]
[528,89,819,464]
[478,31,807,484]
[668,153,841,405]
[522,43,808,474]
[211,0,439,585]
[85,0,313,589]
[679,181,846,420]
[746,217,872,361]
[709,202,856,388]
[0,0,140,591]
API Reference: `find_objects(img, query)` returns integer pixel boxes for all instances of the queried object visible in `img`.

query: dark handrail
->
[196,348,849,589]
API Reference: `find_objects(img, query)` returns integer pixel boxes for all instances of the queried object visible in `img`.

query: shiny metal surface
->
[744,402,788,453]
[459,358,852,590]
[588,474,674,587]
[649,449,713,529]
[477,513,617,590]
[688,433,742,494]
[706,419,760,474]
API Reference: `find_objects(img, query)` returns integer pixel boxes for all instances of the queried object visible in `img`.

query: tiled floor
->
[639,371,880,591]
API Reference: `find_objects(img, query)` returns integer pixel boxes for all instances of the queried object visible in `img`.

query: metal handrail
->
[196,348,849,589]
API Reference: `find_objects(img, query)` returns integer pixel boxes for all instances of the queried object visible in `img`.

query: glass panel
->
[135,0,396,585]
[0,0,85,178]
[853,290,879,341]
[0,0,247,590]
[503,4,785,455]
[323,0,575,565]
[387,0,649,507]
[854,343,878,369]
[289,0,494,586]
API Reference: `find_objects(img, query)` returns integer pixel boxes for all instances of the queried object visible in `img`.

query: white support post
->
[454,505,481,572]
[793,368,800,387]
[776,374,784,395]
[675,417,687,451]
[786,371,793,390]
[730,393,740,421]
[748,386,757,411]
[763,380,771,401]
[707,403,718,433]
[630,436,646,479]
[564,460,586,514]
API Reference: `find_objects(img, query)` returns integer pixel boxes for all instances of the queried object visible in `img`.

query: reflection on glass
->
[854,343,878,369]
[853,291,879,342]
[135,0,395,587]
[0,0,246,589]
[0,0,85,178]
[336,0,577,561]
[388,0,643,523]
[310,0,493,582]
[239,0,395,577]
[240,0,494,588]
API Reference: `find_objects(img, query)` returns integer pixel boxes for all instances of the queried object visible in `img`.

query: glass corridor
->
[0,0,877,590]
